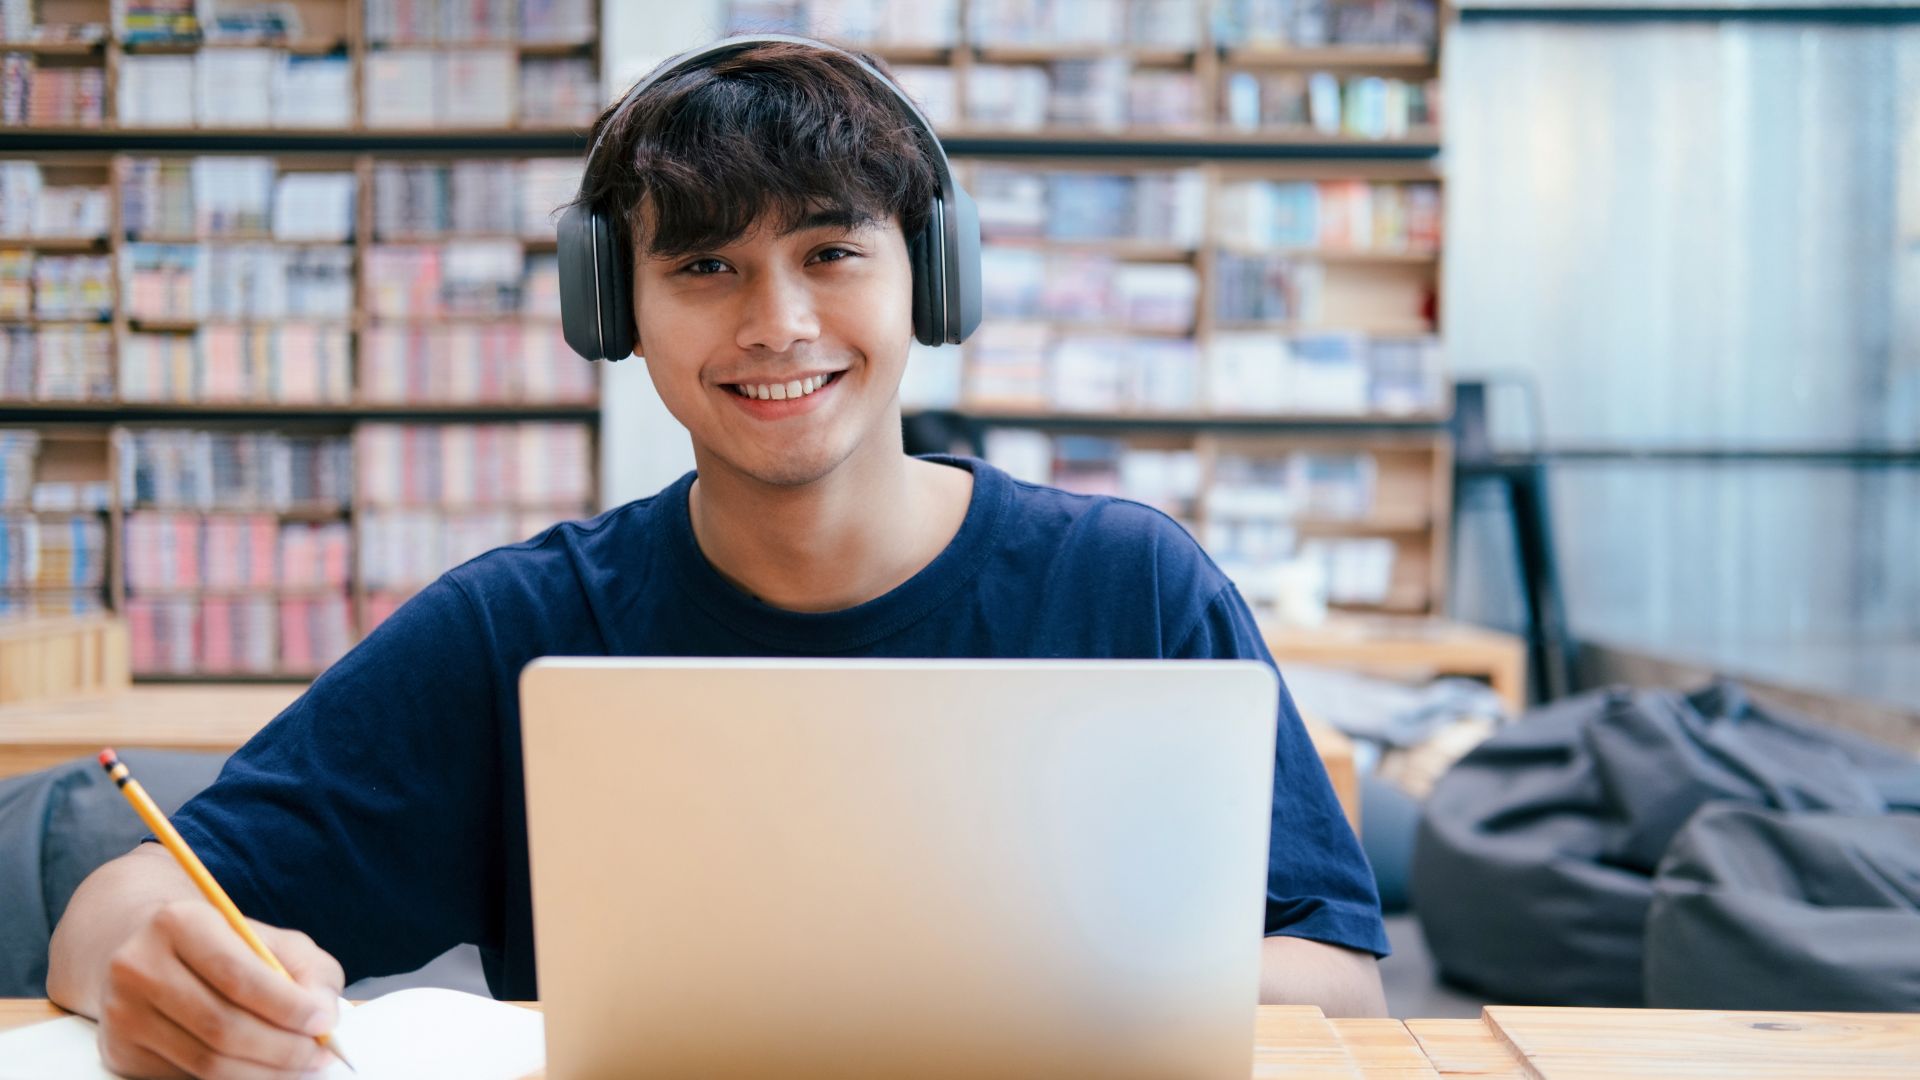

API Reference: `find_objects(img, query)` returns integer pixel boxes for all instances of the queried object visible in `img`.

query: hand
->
[95,900,346,1079]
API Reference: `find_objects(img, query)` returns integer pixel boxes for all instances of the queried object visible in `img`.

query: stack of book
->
[368,0,516,42]
[0,247,26,314]
[519,57,598,127]
[118,52,353,128]
[981,246,1198,331]
[121,243,355,321]
[0,514,108,590]
[1214,0,1437,48]
[0,429,31,502]
[118,428,352,511]
[31,253,112,318]
[890,66,959,126]
[521,0,597,42]
[966,60,1201,131]
[1206,331,1444,415]
[973,164,1204,246]
[120,158,195,236]
[361,323,595,405]
[1222,71,1437,139]
[0,162,110,237]
[967,0,1199,48]
[356,421,593,623]
[726,0,960,46]
[965,324,1200,413]
[1215,178,1442,252]
[982,428,1203,528]
[0,325,30,397]
[365,48,516,128]
[120,324,352,403]
[2,55,106,127]
[354,422,593,508]
[115,0,198,43]
[367,241,525,316]
[32,326,114,400]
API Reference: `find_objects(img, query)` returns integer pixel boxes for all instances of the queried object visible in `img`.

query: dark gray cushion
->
[0,750,227,997]
[1411,681,1920,1006]
[1645,803,1920,1011]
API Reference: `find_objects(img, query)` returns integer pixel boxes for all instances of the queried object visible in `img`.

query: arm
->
[1259,935,1388,1017]
[48,844,345,1079]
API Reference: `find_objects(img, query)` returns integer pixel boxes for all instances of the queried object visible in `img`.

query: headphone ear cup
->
[599,213,637,359]
[945,182,982,345]
[908,222,937,347]
[557,202,609,360]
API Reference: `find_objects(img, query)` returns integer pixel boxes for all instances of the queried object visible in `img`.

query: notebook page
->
[0,990,544,1080]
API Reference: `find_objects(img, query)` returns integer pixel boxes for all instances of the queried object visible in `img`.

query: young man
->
[49,38,1388,1078]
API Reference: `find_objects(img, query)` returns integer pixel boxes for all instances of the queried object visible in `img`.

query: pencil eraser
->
[98,748,118,768]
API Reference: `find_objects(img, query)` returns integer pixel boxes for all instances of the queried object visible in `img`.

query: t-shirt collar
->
[661,454,1010,653]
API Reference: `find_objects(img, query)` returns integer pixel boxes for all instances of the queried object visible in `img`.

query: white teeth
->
[734,374,835,400]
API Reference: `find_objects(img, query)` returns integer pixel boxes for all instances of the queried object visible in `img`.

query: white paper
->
[0,989,544,1080]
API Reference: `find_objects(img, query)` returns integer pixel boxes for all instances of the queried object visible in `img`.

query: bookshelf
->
[1,0,601,680]
[743,0,1456,619]
[2,0,598,134]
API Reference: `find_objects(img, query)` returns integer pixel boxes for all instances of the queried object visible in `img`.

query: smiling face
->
[633,210,916,488]
[572,40,942,492]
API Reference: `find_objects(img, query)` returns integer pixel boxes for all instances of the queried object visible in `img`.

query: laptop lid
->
[520,658,1278,1079]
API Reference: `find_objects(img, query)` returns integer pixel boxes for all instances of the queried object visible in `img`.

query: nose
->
[734,265,820,354]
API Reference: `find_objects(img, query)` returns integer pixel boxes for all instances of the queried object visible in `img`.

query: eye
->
[811,246,859,265]
[677,257,729,276]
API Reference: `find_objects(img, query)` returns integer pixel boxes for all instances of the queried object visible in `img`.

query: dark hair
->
[574,39,941,260]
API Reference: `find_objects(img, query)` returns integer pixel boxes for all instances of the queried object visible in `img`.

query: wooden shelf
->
[0,315,111,325]
[0,39,106,56]
[1216,243,1439,265]
[1212,319,1438,336]
[863,44,955,65]
[928,407,1450,430]
[0,401,599,421]
[122,38,348,55]
[0,235,110,251]
[972,44,1197,66]
[1220,46,1437,72]
[373,232,553,247]
[127,234,354,246]
[981,237,1197,261]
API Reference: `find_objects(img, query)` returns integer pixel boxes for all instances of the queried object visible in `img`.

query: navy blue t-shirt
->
[170,455,1388,998]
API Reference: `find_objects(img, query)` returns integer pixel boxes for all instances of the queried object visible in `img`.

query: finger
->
[137,948,332,1073]
[159,905,335,1038]
[101,983,295,1076]
[255,924,345,1000]
[97,1015,192,1080]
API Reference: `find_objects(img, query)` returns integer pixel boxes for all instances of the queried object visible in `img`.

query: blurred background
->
[0,0,1914,1018]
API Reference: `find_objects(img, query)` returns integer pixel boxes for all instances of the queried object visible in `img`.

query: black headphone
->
[556,33,982,362]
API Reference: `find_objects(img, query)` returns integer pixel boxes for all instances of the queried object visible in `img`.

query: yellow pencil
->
[97,748,356,1074]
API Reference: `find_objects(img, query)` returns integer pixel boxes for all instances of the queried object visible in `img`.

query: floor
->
[346,913,1490,1020]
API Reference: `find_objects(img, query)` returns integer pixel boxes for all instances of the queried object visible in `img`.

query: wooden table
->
[5,999,1916,1078]
[1265,616,1529,716]
[0,685,303,781]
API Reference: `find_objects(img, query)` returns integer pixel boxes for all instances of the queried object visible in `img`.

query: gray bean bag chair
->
[1645,803,1920,1011]
[1411,681,1920,1006]
[0,750,227,997]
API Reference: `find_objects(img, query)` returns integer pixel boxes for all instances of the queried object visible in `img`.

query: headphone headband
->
[582,34,961,213]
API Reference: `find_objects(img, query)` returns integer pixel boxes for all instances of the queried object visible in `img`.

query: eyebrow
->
[781,207,873,235]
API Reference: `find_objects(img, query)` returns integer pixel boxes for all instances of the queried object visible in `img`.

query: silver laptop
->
[519,658,1279,1079]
